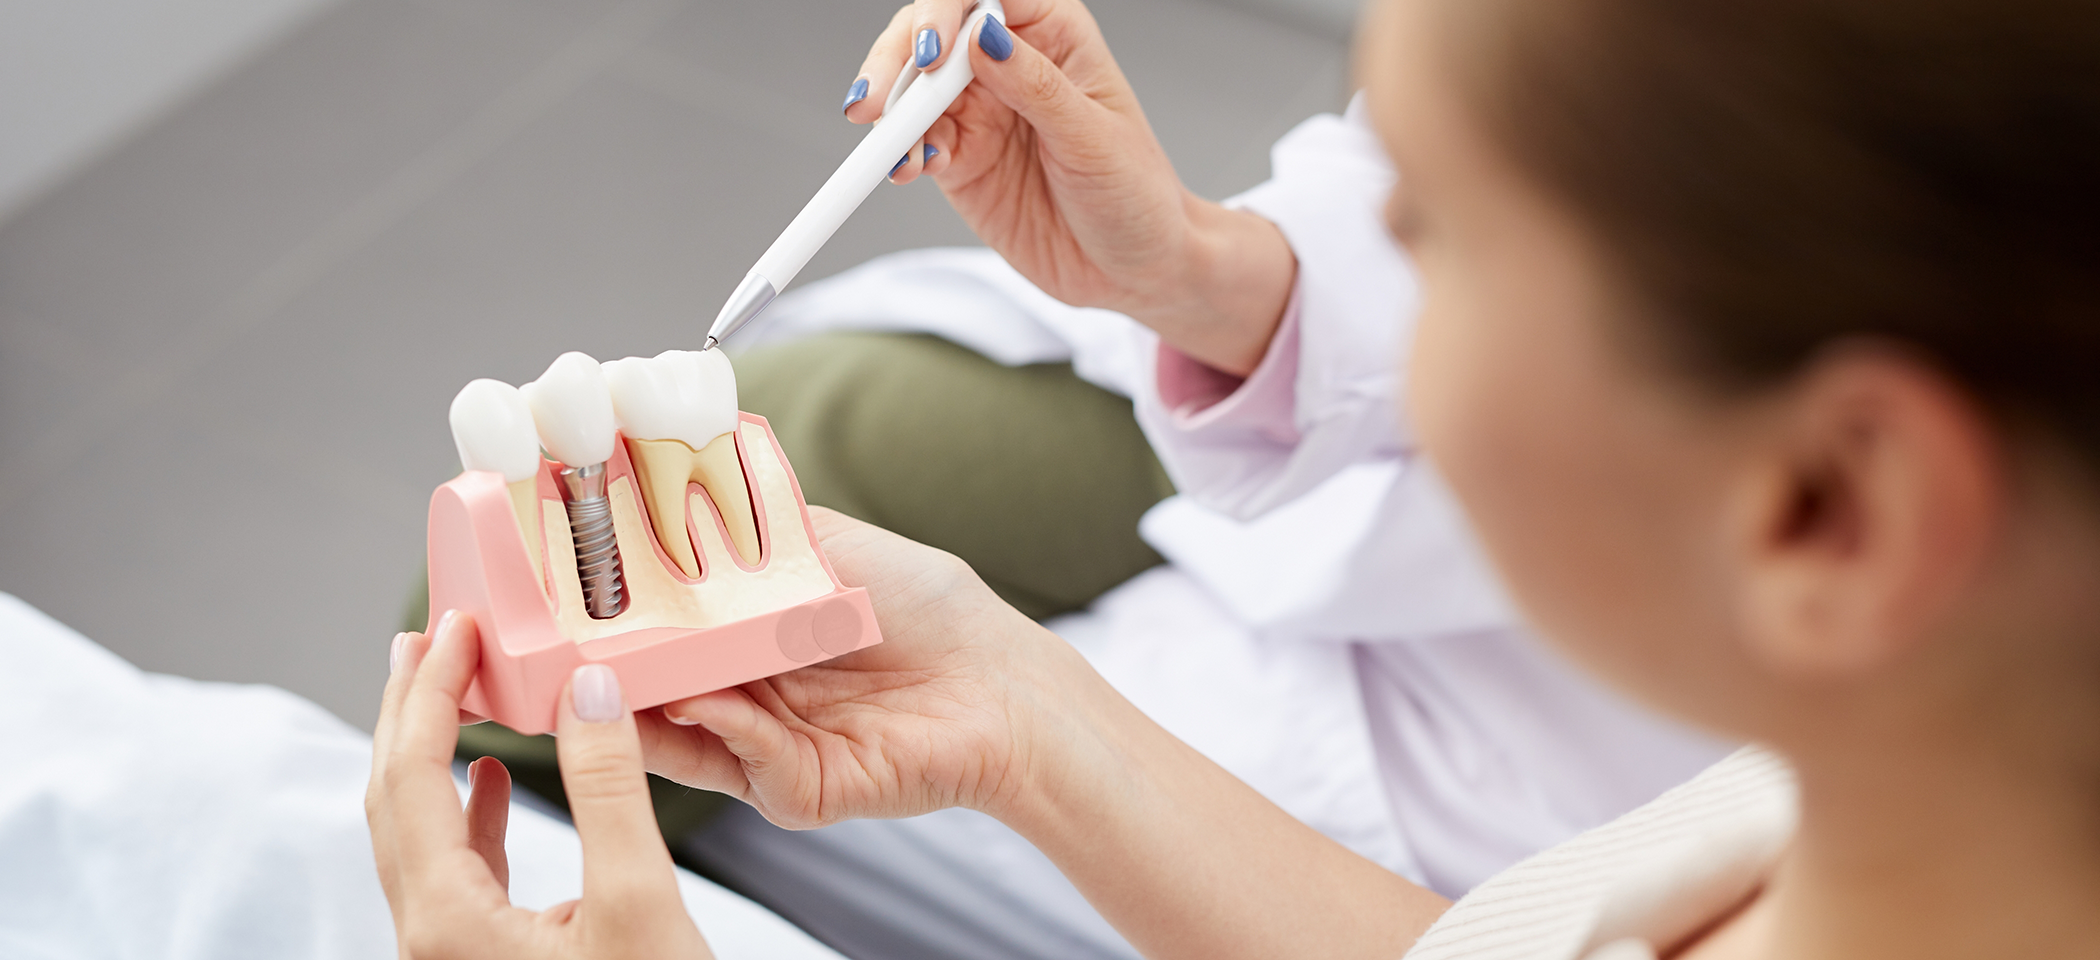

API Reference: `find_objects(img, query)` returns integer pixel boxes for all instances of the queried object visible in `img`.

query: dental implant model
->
[426,346,882,735]
[521,352,626,619]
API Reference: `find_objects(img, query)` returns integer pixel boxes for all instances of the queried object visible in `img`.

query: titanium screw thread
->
[558,463,626,619]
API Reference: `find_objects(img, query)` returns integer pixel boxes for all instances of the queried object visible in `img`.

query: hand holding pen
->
[704,0,1008,351]
[709,0,1297,378]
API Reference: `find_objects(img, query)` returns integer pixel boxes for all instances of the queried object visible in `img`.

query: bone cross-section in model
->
[543,419,836,643]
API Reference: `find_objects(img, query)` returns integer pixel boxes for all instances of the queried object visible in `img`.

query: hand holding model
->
[851,0,1297,375]
[640,507,1060,825]
[380,507,1438,960]
[368,612,713,960]
[643,508,1446,960]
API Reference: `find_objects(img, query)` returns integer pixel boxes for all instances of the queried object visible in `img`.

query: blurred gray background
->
[0,0,1353,729]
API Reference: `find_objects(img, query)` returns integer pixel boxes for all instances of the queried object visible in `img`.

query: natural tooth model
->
[520,352,626,619]
[603,349,759,576]
[447,378,547,583]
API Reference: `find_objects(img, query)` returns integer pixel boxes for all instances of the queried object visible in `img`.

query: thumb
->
[968,15,1118,148]
[554,664,681,908]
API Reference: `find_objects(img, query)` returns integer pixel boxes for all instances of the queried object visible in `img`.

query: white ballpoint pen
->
[702,0,1006,352]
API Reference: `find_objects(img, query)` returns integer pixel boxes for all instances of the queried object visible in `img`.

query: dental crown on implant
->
[520,353,628,619]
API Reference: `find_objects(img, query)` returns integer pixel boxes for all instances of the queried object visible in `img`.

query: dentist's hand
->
[367,612,713,960]
[638,507,1088,828]
[640,510,1448,960]
[847,0,1296,376]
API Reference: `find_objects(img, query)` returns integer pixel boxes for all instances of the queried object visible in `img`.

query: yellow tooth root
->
[627,434,762,578]
[695,433,761,567]
[629,438,703,578]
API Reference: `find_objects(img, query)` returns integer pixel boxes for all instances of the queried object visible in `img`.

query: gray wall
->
[0,0,343,220]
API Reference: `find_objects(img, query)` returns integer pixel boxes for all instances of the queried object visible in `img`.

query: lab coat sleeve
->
[1133,96,1422,520]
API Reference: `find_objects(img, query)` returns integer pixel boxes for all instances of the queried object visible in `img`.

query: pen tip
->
[701,335,720,352]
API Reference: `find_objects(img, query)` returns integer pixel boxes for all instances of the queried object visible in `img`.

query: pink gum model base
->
[426,413,881,735]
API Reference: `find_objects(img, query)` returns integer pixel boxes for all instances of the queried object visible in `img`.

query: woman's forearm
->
[987,620,1449,960]
[1126,199,1298,379]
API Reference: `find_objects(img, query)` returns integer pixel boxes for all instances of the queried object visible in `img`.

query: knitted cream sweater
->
[1405,749,1797,960]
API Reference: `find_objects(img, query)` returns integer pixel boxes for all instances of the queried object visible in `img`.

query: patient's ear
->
[1727,344,2003,679]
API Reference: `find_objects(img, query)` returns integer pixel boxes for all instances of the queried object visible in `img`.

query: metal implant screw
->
[558,462,626,619]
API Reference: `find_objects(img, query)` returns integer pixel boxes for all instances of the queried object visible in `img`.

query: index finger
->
[907,0,969,72]
[845,5,916,124]
[371,611,486,883]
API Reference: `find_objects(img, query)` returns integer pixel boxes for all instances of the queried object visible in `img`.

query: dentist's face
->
[1359,0,1770,729]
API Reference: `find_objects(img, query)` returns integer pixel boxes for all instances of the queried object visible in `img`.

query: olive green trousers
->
[421,332,1175,840]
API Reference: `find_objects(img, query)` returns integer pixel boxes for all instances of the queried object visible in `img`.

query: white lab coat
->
[698,96,1732,960]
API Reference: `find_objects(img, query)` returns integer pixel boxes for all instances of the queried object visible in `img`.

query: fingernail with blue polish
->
[915,27,941,68]
[842,76,869,113]
[924,144,939,163]
[891,153,910,177]
[979,17,1013,62]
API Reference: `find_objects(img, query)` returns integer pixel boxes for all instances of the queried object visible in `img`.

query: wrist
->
[1130,198,1297,377]
[970,617,1136,836]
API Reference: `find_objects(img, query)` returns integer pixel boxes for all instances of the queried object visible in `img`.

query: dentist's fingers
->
[658,685,819,828]
[967,13,1113,141]
[637,706,755,801]
[367,628,427,905]
[553,665,686,912]
[378,611,485,881]
[922,114,958,176]
[845,5,916,124]
[464,756,512,894]
[888,141,935,185]
[908,0,970,72]
[372,630,419,763]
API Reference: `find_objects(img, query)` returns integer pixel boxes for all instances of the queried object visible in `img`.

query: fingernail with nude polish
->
[979,17,1013,61]
[924,144,939,163]
[915,27,941,68]
[435,609,459,642]
[842,76,869,113]
[389,632,408,672]
[572,664,623,724]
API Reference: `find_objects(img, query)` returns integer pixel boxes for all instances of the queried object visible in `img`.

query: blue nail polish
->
[979,17,1013,62]
[891,153,909,177]
[924,144,939,162]
[915,27,941,68]
[842,76,869,113]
